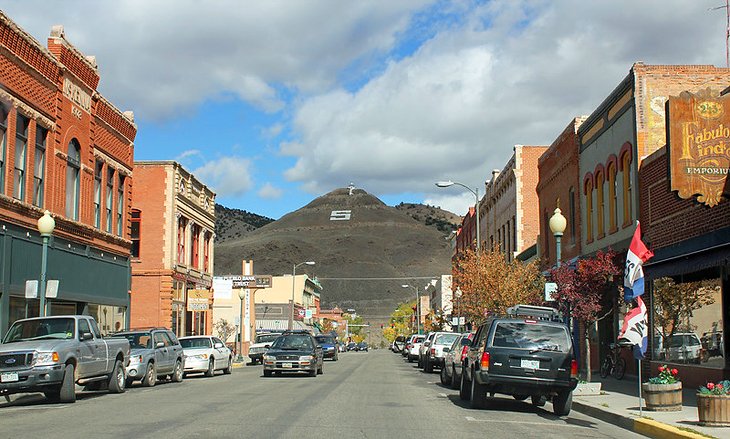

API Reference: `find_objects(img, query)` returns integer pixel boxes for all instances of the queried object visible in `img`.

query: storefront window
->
[9,296,39,326]
[652,269,724,367]
[87,304,126,335]
[172,281,185,335]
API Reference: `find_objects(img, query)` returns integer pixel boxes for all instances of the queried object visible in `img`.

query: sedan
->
[179,335,233,377]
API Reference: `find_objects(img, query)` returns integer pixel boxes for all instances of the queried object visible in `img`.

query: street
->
[0,350,641,438]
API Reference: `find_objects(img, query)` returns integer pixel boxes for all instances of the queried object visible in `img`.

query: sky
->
[3,1,728,219]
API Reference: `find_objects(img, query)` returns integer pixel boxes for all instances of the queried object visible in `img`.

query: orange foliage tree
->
[452,246,544,325]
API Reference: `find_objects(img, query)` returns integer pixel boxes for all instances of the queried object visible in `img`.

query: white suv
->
[406,334,425,363]
[423,332,461,373]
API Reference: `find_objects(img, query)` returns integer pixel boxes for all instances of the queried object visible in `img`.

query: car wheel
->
[263,370,272,377]
[107,360,126,394]
[408,355,414,363]
[58,363,77,403]
[459,370,471,401]
[451,368,460,390]
[440,365,449,385]
[553,390,572,416]
[309,368,317,377]
[171,360,184,382]
[223,357,232,374]
[141,362,156,387]
[470,376,488,409]
[425,358,433,373]
[317,363,323,375]
[205,359,215,377]
[333,354,338,361]
[531,395,546,407]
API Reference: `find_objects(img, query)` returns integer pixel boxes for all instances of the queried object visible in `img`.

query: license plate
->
[521,359,540,370]
[282,362,293,368]
[1,372,19,383]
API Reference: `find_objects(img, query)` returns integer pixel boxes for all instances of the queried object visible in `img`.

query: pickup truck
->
[0,315,130,403]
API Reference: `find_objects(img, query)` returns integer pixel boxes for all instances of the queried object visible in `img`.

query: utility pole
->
[710,0,730,67]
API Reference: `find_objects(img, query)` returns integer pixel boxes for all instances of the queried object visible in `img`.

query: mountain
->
[394,202,461,235]
[214,204,274,243]
[214,188,456,323]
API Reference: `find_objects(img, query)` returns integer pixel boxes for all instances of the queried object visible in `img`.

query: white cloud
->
[423,193,475,217]
[192,157,253,197]
[258,183,283,199]
[175,149,202,162]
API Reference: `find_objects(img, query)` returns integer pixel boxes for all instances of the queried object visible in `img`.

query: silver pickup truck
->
[0,315,130,403]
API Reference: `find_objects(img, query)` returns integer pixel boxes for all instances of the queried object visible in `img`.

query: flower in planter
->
[647,364,680,384]
[698,380,730,395]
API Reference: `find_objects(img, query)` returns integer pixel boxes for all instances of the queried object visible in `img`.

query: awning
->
[644,243,730,280]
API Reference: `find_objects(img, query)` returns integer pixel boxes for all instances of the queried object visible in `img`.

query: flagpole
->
[638,359,643,416]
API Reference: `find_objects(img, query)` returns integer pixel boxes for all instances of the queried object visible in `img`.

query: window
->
[585,179,593,243]
[117,174,125,236]
[14,114,28,200]
[568,187,576,245]
[65,139,81,220]
[177,217,186,264]
[131,209,141,258]
[106,168,114,233]
[33,126,46,207]
[543,209,550,260]
[622,152,632,227]
[190,224,200,269]
[596,171,605,238]
[203,233,210,272]
[0,107,7,193]
[512,216,516,251]
[94,161,103,228]
[607,162,617,233]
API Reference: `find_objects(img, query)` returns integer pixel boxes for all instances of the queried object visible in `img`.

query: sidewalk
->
[573,376,730,439]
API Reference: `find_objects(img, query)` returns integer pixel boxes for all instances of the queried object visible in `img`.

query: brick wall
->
[518,145,548,254]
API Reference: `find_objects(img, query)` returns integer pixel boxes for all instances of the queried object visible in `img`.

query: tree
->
[214,318,237,344]
[549,249,622,382]
[452,246,544,324]
[653,277,717,360]
[343,313,365,341]
[383,301,417,343]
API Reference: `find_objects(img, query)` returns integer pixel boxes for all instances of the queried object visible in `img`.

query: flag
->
[618,296,648,360]
[623,221,653,302]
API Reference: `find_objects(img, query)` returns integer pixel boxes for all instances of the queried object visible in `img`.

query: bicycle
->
[599,342,627,379]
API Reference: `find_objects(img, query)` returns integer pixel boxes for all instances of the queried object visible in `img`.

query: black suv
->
[262,330,323,377]
[460,305,577,416]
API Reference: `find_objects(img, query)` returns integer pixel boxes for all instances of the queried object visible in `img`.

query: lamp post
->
[436,181,480,251]
[237,288,245,362]
[401,284,419,334]
[549,207,567,268]
[289,261,315,330]
[37,210,55,317]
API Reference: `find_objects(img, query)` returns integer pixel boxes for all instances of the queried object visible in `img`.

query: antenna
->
[710,0,730,68]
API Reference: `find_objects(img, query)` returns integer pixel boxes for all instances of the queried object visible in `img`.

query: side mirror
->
[156,341,165,348]
[214,342,224,349]
[264,344,271,348]
[81,332,94,341]
[443,347,450,353]
[461,338,472,347]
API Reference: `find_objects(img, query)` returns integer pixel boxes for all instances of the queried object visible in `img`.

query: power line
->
[317,276,440,281]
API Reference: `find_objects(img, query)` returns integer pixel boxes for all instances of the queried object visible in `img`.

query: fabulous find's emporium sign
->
[667,88,730,207]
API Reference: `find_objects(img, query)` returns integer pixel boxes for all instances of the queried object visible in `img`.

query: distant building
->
[0,14,136,335]
[130,161,215,336]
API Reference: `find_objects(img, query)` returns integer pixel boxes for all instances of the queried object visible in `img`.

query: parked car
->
[422,332,460,373]
[179,335,233,377]
[113,328,185,387]
[461,305,577,416]
[391,335,406,353]
[406,334,425,363]
[356,341,369,352]
[315,334,339,361]
[440,332,473,389]
[402,334,416,357]
[0,315,129,403]
[346,342,357,351]
[248,333,281,365]
[262,330,323,377]
[418,332,436,368]
[654,332,704,364]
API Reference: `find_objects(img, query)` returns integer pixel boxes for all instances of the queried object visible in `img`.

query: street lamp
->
[237,289,245,361]
[289,261,315,330]
[549,207,567,268]
[401,284,419,334]
[436,181,480,251]
[37,210,55,317]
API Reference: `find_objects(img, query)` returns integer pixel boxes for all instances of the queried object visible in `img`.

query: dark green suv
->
[460,305,577,416]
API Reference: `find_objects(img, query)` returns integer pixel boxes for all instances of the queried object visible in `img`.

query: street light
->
[37,210,55,317]
[289,261,315,330]
[401,284,420,334]
[436,181,480,251]
[237,289,245,362]
[549,207,567,268]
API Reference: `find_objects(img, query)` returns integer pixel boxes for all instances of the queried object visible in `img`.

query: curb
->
[572,400,713,439]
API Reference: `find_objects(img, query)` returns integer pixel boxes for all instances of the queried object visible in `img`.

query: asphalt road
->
[0,350,642,438]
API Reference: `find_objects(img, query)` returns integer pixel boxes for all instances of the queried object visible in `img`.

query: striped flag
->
[623,221,653,302]
[618,296,648,360]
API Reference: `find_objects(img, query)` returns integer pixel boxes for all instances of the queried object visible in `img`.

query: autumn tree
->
[549,249,622,381]
[653,277,718,360]
[383,301,417,343]
[452,246,544,325]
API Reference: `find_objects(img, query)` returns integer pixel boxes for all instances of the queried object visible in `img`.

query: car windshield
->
[315,336,336,344]
[271,334,313,350]
[413,336,425,342]
[180,337,212,349]
[434,333,460,346]
[492,322,571,352]
[2,318,76,343]
[255,334,280,344]
[116,332,153,349]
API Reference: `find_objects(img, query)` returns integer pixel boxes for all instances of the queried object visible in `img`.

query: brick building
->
[0,14,136,335]
[453,206,476,254]
[130,161,215,336]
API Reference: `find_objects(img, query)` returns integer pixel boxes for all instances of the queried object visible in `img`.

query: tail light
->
[460,346,469,361]
[480,352,490,370]
[570,359,578,379]
[430,348,435,356]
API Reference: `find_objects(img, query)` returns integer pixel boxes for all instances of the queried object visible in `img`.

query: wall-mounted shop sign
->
[667,88,730,207]
[62,77,92,113]
[187,289,211,311]
[231,275,272,289]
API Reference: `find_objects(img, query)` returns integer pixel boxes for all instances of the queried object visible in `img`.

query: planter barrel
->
[642,382,682,411]
[698,394,730,427]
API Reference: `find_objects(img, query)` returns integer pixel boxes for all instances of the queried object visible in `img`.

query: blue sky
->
[3,1,728,219]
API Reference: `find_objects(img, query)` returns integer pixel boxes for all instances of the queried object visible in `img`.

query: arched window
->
[584,178,593,243]
[568,187,576,244]
[596,170,605,238]
[622,152,632,227]
[607,162,617,233]
[66,139,81,220]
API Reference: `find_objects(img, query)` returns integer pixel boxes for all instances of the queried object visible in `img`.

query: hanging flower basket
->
[697,381,730,426]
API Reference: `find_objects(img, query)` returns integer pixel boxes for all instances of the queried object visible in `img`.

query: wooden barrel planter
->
[698,394,730,427]
[642,382,682,411]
